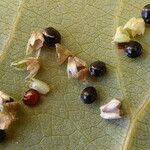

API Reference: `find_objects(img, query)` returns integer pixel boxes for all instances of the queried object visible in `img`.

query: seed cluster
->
[0,4,149,142]
[113,4,150,58]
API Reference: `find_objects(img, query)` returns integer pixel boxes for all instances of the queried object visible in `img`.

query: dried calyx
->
[11,57,40,79]
[67,56,89,82]
[113,17,145,44]
[29,78,50,95]
[124,17,145,37]
[113,26,131,43]
[100,98,122,119]
[0,91,19,129]
[55,43,72,65]
[26,32,44,58]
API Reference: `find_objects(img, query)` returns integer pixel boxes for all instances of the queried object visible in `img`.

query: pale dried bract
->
[67,56,89,82]
[124,17,145,37]
[0,101,19,129]
[0,91,13,112]
[100,98,122,119]
[11,57,40,79]
[55,43,72,65]
[26,31,44,56]
[29,78,50,94]
[113,26,131,43]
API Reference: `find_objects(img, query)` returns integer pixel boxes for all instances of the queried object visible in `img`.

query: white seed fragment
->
[113,26,131,43]
[0,102,19,129]
[124,17,145,37]
[67,56,89,82]
[26,31,44,56]
[11,57,40,79]
[100,98,122,119]
[55,43,72,65]
[29,78,50,94]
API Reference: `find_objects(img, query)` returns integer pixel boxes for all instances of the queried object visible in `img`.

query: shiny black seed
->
[43,27,61,46]
[80,87,97,104]
[89,61,106,77]
[0,129,6,142]
[124,41,142,58]
[141,4,150,24]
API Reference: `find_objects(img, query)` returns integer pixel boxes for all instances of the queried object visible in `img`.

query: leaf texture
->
[0,0,149,149]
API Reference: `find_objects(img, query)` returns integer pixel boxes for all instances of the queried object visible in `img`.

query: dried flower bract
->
[113,26,131,43]
[67,56,89,82]
[11,57,40,79]
[100,98,122,119]
[29,78,50,94]
[0,91,19,130]
[55,43,72,65]
[26,31,44,57]
[124,17,145,37]
[0,102,19,129]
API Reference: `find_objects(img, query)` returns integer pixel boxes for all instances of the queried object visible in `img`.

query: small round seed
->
[80,87,97,104]
[89,61,106,77]
[23,89,40,106]
[141,4,150,24]
[43,27,61,46]
[124,41,142,58]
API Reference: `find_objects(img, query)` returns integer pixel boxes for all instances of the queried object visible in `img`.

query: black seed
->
[80,87,97,104]
[43,27,61,46]
[0,129,6,142]
[89,61,106,77]
[141,4,150,24]
[124,41,142,58]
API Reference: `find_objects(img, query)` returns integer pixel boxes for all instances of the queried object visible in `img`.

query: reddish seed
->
[23,89,40,106]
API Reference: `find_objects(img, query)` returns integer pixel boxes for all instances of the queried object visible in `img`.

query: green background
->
[0,0,150,149]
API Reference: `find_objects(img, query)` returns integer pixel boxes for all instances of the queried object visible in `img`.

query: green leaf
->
[0,0,150,149]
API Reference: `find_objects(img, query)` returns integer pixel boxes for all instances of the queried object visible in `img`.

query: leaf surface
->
[0,0,150,149]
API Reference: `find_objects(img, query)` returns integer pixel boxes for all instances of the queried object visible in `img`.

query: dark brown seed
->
[43,27,61,47]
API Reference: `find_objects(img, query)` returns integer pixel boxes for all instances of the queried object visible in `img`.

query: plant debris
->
[11,57,40,79]
[100,98,122,119]
[113,26,131,43]
[55,43,72,65]
[0,91,19,130]
[29,78,50,94]
[67,56,89,82]
[26,31,44,57]
[124,17,145,37]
